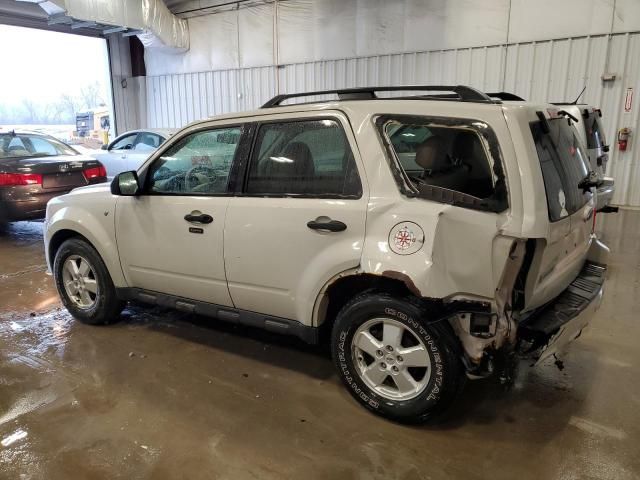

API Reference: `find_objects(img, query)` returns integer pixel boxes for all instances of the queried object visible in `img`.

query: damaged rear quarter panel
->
[360,197,515,302]
[353,103,522,303]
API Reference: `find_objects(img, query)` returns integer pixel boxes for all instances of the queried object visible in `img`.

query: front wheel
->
[331,293,465,424]
[53,237,124,325]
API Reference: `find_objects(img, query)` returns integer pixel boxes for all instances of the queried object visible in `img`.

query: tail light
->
[83,165,107,181]
[0,173,43,186]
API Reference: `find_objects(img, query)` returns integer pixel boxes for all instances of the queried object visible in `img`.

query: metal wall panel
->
[108,35,137,135]
[136,32,640,205]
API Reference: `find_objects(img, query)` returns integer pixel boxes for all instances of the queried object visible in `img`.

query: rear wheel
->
[53,238,124,325]
[331,292,465,423]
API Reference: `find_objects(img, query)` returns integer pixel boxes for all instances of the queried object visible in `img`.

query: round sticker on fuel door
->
[389,222,425,255]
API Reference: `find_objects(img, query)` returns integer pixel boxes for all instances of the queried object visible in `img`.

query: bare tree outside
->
[80,81,106,110]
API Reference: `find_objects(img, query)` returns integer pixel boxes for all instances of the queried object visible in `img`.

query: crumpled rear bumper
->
[519,262,606,363]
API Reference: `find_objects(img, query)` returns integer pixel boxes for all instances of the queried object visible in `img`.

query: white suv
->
[44,86,608,423]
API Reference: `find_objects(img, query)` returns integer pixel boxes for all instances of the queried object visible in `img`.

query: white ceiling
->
[163,0,266,17]
[0,0,100,35]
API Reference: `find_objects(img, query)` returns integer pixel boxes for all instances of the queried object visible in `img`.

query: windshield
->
[530,117,592,222]
[0,133,78,159]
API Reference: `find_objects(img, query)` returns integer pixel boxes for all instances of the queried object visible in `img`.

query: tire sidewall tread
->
[53,238,123,325]
[331,292,464,424]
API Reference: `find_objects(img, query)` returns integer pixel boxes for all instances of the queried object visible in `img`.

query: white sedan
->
[93,129,176,178]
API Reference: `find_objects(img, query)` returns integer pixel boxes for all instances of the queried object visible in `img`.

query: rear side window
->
[376,115,508,213]
[530,118,591,221]
[245,119,362,197]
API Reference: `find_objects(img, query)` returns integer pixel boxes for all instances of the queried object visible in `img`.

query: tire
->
[331,292,465,424]
[53,237,125,325]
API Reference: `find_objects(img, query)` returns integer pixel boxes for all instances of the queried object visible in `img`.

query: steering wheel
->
[185,165,219,191]
[153,165,173,180]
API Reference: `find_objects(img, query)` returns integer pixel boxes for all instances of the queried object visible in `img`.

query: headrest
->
[415,136,449,172]
[452,131,481,159]
[263,141,315,177]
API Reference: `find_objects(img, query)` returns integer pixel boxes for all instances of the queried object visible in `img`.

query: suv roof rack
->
[261,85,496,108]
[486,92,526,101]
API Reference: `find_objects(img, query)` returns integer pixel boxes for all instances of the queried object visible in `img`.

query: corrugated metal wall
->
[135,32,640,206]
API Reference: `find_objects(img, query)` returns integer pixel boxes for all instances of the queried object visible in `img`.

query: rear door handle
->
[307,219,347,232]
[184,212,214,224]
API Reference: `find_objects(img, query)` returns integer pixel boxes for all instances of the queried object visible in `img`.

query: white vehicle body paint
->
[44,95,608,372]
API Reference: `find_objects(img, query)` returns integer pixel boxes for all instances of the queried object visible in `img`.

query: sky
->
[0,25,112,110]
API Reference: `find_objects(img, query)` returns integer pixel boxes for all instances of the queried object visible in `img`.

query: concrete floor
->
[0,212,639,480]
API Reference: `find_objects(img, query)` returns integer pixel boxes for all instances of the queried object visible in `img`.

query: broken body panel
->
[45,97,607,378]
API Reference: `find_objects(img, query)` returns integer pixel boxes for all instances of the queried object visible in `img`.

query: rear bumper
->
[596,177,615,211]
[519,262,606,363]
[0,188,72,221]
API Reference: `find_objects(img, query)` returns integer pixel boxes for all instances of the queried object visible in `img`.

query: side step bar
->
[117,287,319,344]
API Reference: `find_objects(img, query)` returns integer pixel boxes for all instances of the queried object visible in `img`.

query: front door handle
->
[307,219,347,232]
[184,212,214,224]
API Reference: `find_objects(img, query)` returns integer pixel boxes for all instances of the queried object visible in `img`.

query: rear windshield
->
[584,110,607,150]
[530,117,592,222]
[0,133,77,159]
[377,115,508,212]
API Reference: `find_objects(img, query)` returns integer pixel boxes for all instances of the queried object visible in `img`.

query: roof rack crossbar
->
[261,85,495,108]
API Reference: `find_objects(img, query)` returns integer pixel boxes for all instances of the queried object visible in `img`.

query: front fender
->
[45,199,126,288]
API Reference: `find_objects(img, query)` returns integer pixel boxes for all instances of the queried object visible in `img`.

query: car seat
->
[414,136,469,192]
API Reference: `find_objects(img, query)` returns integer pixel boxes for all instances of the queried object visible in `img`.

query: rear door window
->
[530,118,591,222]
[245,119,362,198]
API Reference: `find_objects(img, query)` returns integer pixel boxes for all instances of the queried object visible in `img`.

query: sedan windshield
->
[0,133,78,159]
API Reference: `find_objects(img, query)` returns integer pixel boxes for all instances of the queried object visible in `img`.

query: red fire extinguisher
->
[618,127,631,151]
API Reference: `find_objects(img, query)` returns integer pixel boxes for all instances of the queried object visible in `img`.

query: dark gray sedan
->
[0,130,107,224]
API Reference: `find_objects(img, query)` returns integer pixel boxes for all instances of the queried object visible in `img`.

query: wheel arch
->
[46,217,126,288]
[313,271,438,332]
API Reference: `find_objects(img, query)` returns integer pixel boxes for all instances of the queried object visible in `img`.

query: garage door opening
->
[0,24,114,150]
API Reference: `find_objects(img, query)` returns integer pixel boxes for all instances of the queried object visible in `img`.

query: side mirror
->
[101,144,108,150]
[111,171,140,196]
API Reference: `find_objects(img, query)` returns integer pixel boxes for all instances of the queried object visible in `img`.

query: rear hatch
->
[523,109,595,311]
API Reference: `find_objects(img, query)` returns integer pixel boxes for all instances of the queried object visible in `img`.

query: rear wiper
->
[557,110,579,123]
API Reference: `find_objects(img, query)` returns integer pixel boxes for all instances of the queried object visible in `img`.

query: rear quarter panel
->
[340,101,524,301]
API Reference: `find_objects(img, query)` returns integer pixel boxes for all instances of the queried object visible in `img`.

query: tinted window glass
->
[111,134,136,151]
[246,120,361,197]
[134,132,163,150]
[385,122,495,199]
[0,134,76,158]
[585,111,607,150]
[530,118,591,221]
[147,127,241,195]
[29,137,58,155]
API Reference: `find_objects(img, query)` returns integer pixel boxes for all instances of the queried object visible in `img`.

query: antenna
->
[571,85,587,105]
